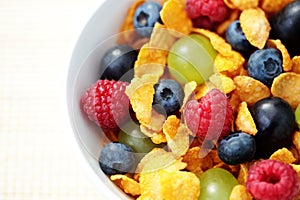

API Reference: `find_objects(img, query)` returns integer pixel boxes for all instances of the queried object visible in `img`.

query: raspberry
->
[246,159,299,200]
[183,89,233,140]
[185,0,228,29]
[81,79,130,130]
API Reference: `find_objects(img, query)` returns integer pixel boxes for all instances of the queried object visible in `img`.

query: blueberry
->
[98,142,135,175]
[247,48,283,87]
[250,97,296,158]
[270,0,300,56]
[225,20,255,54]
[100,45,138,81]
[217,132,256,165]
[153,79,184,115]
[133,2,162,37]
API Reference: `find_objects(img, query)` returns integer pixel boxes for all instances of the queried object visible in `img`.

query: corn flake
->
[134,43,166,78]
[149,23,176,51]
[110,174,141,196]
[233,75,271,105]
[240,8,270,49]
[160,0,193,36]
[181,81,197,111]
[192,28,233,57]
[267,39,292,71]
[235,101,258,135]
[182,146,214,177]
[271,72,300,109]
[292,56,300,74]
[229,185,252,200]
[214,52,245,78]
[224,0,258,10]
[125,74,158,125]
[270,148,296,164]
[117,0,145,45]
[237,163,248,185]
[293,131,300,154]
[159,170,200,200]
[209,73,236,94]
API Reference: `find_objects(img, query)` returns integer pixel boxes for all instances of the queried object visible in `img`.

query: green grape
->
[296,103,300,129]
[118,121,160,154]
[199,168,238,200]
[168,34,217,85]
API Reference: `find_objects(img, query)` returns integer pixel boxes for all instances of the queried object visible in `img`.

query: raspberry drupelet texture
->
[185,0,228,29]
[184,89,233,140]
[81,79,130,130]
[246,159,299,200]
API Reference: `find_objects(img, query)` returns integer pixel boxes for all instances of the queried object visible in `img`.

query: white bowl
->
[66,0,138,199]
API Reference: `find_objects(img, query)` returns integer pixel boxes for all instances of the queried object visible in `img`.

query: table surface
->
[0,0,109,199]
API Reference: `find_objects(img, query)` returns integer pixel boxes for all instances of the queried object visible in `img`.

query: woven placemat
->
[0,0,108,199]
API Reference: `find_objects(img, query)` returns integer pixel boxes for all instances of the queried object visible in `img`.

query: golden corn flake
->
[163,116,190,157]
[160,0,193,36]
[182,146,214,177]
[292,56,300,74]
[138,172,162,200]
[270,147,296,164]
[195,82,213,99]
[229,90,242,114]
[193,28,233,57]
[214,52,245,78]
[237,163,248,185]
[149,23,176,51]
[117,0,145,45]
[132,37,150,50]
[233,75,271,105]
[180,81,197,111]
[289,145,299,164]
[134,43,166,78]
[159,170,200,200]
[271,72,300,109]
[293,131,300,154]
[267,39,292,71]
[229,185,252,200]
[240,8,270,49]
[126,74,158,125]
[209,73,236,94]
[224,0,258,10]
[136,148,186,173]
[235,101,258,135]
[110,174,141,196]
[260,0,292,16]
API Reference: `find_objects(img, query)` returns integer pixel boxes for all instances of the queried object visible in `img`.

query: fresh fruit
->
[81,79,130,130]
[199,168,238,200]
[168,34,217,85]
[133,1,162,37]
[100,45,138,81]
[225,20,255,54]
[250,97,295,158]
[153,79,184,115]
[246,159,299,200]
[296,103,300,129]
[184,89,233,140]
[270,0,300,56]
[247,48,283,87]
[118,121,161,153]
[218,132,256,165]
[185,0,228,30]
[99,142,136,175]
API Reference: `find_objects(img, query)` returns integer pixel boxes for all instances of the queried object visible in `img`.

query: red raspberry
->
[185,0,228,29]
[246,159,299,200]
[183,89,233,140]
[81,79,130,130]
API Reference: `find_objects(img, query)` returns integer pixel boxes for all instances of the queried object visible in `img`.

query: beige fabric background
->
[0,0,108,199]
